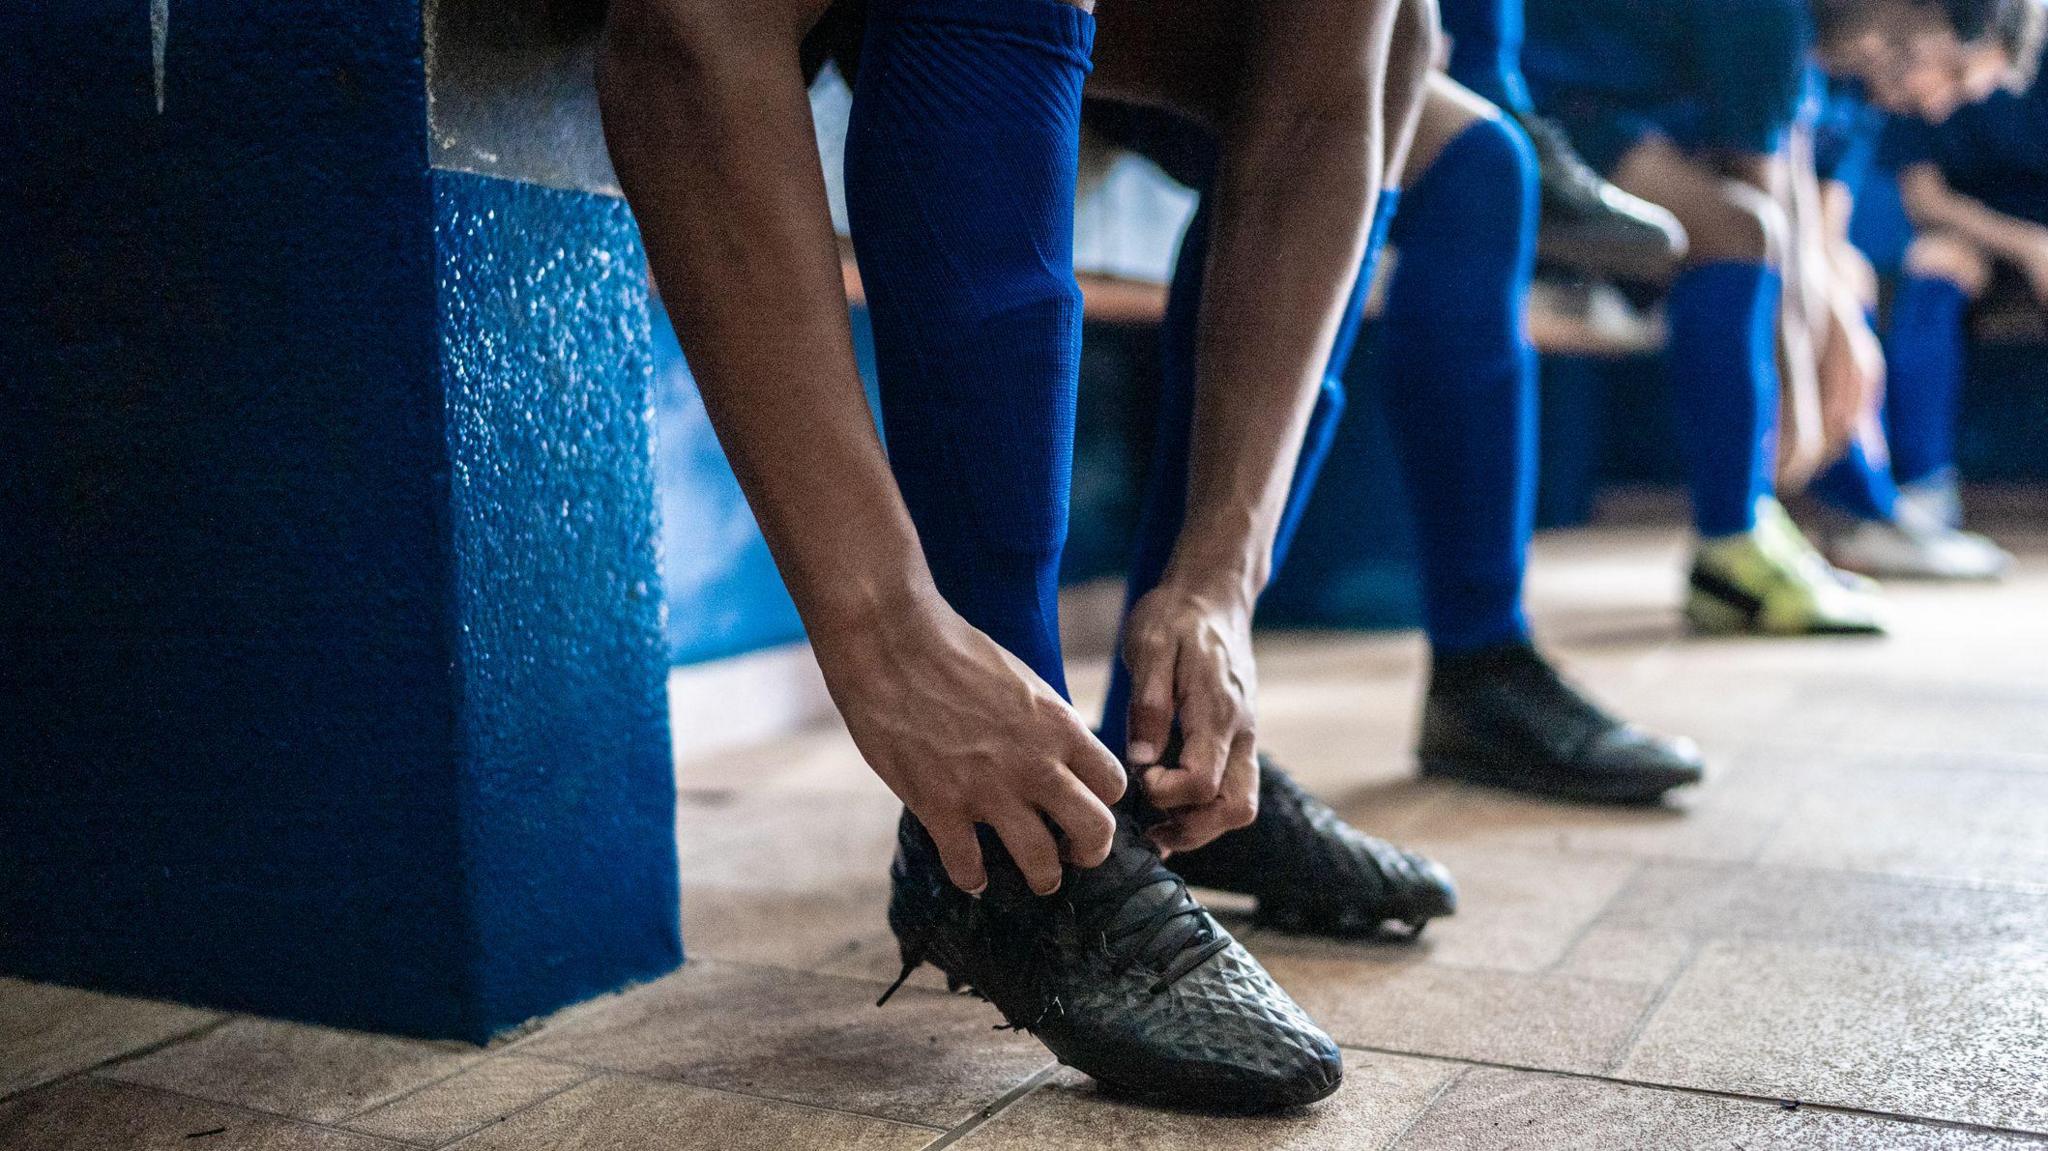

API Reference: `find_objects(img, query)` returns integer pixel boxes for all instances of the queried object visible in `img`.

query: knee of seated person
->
[1905,232,1993,296]
[1684,191,1782,267]
[1388,0,1444,122]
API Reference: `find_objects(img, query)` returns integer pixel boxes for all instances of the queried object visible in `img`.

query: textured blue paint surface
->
[2,1,677,1041]
[436,170,682,1038]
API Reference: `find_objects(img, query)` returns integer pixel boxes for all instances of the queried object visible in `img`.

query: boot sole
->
[1419,754,1689,806]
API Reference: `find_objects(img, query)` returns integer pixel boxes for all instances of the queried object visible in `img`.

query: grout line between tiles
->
[917,1062,1061,1151]
[1334,1044,2048,1144]
[1538,858,1647,978]
[402,1066,601,1149]
[65,1077,420,1149]
[1383,1063,1470,1151]
[1601,936,1704,1076]
[0,1010,238,1106]
[515,1053,948,1137]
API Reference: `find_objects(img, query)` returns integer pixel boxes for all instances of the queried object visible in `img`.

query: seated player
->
[1842,0,2047,568]
[1802,12,2037,576]
[1518,0,2011,635]
[1093,63,1707,839]
[1436,0,1689,282]
[598,0,1428,1112]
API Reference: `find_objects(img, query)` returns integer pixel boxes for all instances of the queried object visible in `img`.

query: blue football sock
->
[1440,0,1534,115]
[1664,262,1784,538]
[1809,439,1901,523]
[1380,115,1538,655]
[1099,187,1399,753]
[1883,273,1970,487]
[843,0,1093,697]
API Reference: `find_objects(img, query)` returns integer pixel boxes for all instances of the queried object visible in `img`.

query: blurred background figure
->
[1812,0,2045,576]
[1515,0,2014,636]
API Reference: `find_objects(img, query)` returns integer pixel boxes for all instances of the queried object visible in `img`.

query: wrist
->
[1160,532,1267,611]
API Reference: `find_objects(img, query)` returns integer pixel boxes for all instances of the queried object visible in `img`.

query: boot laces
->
[1072,843,1232,993]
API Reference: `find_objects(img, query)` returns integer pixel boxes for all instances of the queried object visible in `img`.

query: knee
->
[1401,112,1536,241]
[1387,0,1443,123]
[1684,188,1784,266]
[1905,232,1993,296]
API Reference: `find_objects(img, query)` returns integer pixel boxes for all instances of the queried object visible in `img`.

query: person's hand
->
[1817,302,1885,458]
[1119,576,1261,855]
[2016,230,2048,309]
[816,588,1125,897]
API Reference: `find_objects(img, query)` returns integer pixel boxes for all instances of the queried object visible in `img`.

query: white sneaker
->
[1896,472,1963,532]
[1829,517,2012,582]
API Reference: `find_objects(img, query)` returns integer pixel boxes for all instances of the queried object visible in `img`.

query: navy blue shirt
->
[1808,73,1886,189]
[1880,78,2048,222]
[1523,0,1815,159]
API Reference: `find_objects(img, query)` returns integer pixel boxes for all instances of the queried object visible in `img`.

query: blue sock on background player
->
[1439,0,1534,115]
[1883,272,1971,489]
[1809,439,1901,523]
[1099,187,1399,753]
[1664,262,1785,538]
[1380,115,1539,655]
[843,0,1093,697]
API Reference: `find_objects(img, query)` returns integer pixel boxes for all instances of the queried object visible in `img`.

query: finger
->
[1122,635,1176,767]
[988,807,1065,896]
[921,812,988,896]
[1146,724,1229,810]
[1148,737,1259,853]
[1063,725,1129,807]
[1040,773,1117,869]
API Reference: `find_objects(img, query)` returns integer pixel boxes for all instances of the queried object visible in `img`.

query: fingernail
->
[1129,740,1157,764]
[965,881,987,899]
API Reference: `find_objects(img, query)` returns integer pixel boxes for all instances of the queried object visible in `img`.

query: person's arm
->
[597,1,1123,896]
[1899,161,2048,304]
[1122,0,1408,852]
[1792,129,1885,463]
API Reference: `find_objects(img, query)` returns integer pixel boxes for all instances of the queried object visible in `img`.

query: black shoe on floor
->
[1418,640,1704,805]
[1169,761,1456,939]
[882,809,1343,1112]
[1514,110,1687,283]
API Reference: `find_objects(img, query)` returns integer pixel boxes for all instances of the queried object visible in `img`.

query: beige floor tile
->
[1346,845,1639,974]
[1394,1066,2041,1150]
[0,1077,399,1151]
[512,960,1050,1128]
[1551,927,1696,986]
[1597,861,2048,952]
[1618,939,2048,1132]
[680,881,893,974]
[0,979,218,1098]
[1250,945,1659,1074]
[343,1056,591,1146]
[443,1074,935,1151]
[1393,765,1786,866]
[100,1017,484,1126]
[1749,759,2048,889]
[953,1055,1456,1151]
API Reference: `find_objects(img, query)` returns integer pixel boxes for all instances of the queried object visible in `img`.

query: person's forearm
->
[598,13,935,643]
[1166,3,1394,603]
[1780,131,1837,334]
[1900,163,2048,266]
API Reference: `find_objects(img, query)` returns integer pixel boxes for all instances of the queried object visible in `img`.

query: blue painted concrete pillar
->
[1,1,680,1041]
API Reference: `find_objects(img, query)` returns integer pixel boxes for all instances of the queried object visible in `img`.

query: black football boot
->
[880,809,1342,1112]
[1513,110,1687,284]
[1168,761,1457,938]
[1418,640,1704,804]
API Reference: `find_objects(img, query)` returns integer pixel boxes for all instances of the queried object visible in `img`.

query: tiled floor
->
[6,520,2048,1149]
